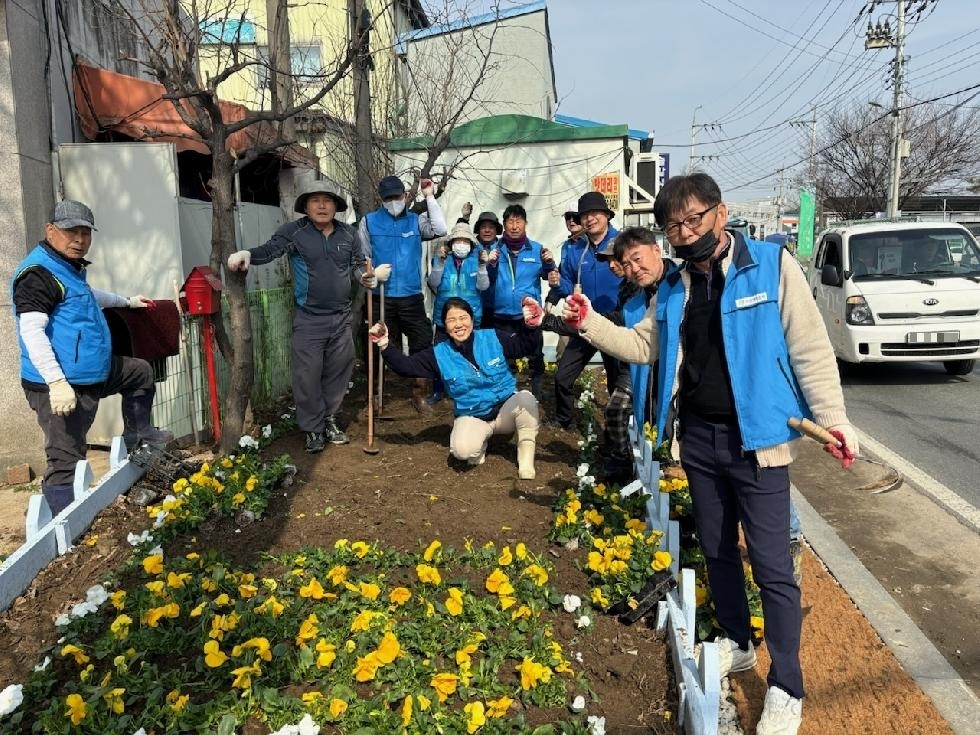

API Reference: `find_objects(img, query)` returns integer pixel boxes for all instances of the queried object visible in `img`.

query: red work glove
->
[824,427,857,469]
[521,296,543,328]
[368,322,389,350]
[563,293,591,330]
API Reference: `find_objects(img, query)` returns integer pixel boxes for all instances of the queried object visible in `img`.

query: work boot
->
[42,483,75,516]
[323,416,349,445]
[121,393,174,452]
[411,378,433,414]
[516,427,537,480]
[304,431,326,454]
[756,686,803,735]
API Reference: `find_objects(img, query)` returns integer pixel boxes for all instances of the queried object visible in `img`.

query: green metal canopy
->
[389,114,628,151]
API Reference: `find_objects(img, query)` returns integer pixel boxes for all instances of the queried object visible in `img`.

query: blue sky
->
[488,0,980,201]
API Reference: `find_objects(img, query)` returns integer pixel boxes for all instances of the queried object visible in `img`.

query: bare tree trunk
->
[350,0,375,215]
[209,145,254,453]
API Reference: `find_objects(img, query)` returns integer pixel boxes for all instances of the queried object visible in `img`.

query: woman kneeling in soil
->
[369,297,540,478]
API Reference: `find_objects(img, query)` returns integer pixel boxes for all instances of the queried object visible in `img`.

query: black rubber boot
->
[122,393,174,452]
[42,483,75,516]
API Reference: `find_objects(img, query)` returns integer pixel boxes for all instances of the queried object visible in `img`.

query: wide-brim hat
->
[448,222,477,245]
[577,191,614,219]
[294,179,348,213]
[473,211,503,235]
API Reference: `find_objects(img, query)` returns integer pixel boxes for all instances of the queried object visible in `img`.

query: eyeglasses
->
[663,203,720,238]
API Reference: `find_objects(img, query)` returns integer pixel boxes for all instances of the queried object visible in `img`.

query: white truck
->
[807,219,980,376]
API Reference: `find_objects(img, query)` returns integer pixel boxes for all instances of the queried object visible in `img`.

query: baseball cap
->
[50,200,97,230]
[378,176,406,199]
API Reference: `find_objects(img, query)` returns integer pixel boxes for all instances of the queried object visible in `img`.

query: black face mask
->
[672,229,719,263]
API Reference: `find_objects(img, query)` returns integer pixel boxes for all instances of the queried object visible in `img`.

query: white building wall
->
[402,9,555,128]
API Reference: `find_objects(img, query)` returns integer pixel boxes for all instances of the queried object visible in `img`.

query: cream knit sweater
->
[577,244,849,467]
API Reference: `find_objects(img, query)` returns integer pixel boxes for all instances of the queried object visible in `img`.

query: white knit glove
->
[227,250,251,272]
[361,273,378,289]
[825,423,860,468]
[48,379,77,416]
[368,323,389,350]
[374,264,392,283]
[127,295,151,309]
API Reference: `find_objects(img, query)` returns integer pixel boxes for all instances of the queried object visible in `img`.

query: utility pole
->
[689,106,720,172]
[790,106,819,222]
[865,0,909,218]
[266,0,294,139]
[350,0,375,216]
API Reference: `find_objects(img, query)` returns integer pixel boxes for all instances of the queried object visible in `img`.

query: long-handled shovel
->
[364,260,380,455]
[376,281,395,420]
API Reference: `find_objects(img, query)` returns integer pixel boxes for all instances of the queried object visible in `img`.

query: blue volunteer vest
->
[365,209,423,298]
[12,244,112,384]
[492,240,548,318]
[434,330,516,417]
[432,251,484,327]
[655,239,812,450]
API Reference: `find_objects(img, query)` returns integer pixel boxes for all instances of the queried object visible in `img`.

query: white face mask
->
[383,199,406,217]
[451,242,472,259]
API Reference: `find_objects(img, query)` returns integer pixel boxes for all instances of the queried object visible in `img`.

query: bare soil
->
[0,370,957,734]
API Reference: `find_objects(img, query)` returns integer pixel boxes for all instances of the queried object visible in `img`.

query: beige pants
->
[450,391,539,462]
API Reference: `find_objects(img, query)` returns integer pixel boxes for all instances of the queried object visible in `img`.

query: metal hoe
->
[363,259,380,454]
[788,417,901,493]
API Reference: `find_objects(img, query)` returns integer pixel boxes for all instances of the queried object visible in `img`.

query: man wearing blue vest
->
[11,200,172,515]
[563,174,858,735]
[549,191,623,430]
[359,175,447,413]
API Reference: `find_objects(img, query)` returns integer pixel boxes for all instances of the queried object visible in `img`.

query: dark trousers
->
[371,293,432,355]
[553,336,621,427]
[25,356,154,487]
[493,316,544,378]
[292,309,355,433]
[679,411,803,700]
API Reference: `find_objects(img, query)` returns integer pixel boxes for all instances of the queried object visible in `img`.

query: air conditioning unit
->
[501,169,528,198]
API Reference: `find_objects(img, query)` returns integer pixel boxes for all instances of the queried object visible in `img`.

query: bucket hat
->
[577,191,615,219]
[448,222,477,245]
[294,179,348,213]
[51,200,97,230]
[473,211,503,235]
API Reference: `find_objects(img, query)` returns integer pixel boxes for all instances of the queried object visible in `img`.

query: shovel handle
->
[788,417,840,447]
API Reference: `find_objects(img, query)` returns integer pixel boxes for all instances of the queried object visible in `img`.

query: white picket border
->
[0,437,146,612]
[628,418,720,735]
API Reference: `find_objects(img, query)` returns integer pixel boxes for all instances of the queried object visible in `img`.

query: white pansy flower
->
[54,613,70,627]
[239,434,259,450]
[562,594,581,613]
[574,651,584,663]
[149,545,163,557]
[127,530,152,546]
[33,656,50,672]
[86,584,108,607]
[576,463,591,478]
[297,714,320,735]
[587,715,606,735]
[570,695,586,713]
[71,600,96,619]
[262,424,273,438]
[576,615,591,629]
[0,684,23,717]
[132,729,148,735]
[153,511,167,528]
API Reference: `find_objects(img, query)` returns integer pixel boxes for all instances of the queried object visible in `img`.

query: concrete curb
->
[791,485,980,735]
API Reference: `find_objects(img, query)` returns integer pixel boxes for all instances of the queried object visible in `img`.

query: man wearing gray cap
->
[11,200,172,516]
[227,179,372,454]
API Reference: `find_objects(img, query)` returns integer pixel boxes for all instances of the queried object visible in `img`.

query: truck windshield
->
[849,228,980,278]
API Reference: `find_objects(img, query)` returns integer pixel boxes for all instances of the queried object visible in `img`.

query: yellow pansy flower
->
[423,539,442,562]
[110,614,132,641]
[464,701,486,733]
[401,695,413,727]
[430,671,459,702]
[231,661,260,689]
[327,565,348,586]
[351,541,370,558]
[652,550,672,572]
[359,581,381,600]
[61,644,89,666]
[376,630,401,664]
[142,554,164,575]
[523,564,549,586]
[203,640,228,668]
[487,695,513,718]
[515,542,528,560]
[167,689,189,712]
[389,586,412,605]
[103,687,125,714]
[296,614,320,647]
[445,587,464,616]
[65,693,86,725]
[485,569,513,595]
[315,639,337,668]
[350,610,376,632]
[110,590,126,610]
[330,698,348,718]
[517,657,552,690]
[498,546,513,565]
[353,652,381,682]
[299,578,326,599]
[416,564,442,585]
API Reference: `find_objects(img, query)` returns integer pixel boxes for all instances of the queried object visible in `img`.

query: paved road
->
[839,359,980,509]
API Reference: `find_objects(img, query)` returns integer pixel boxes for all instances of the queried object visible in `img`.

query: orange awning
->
[73,62,317,169]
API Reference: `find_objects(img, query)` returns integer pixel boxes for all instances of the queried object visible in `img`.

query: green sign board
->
[797,189,815,258]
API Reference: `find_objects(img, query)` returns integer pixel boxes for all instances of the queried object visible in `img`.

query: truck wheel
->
[943,359,975,376]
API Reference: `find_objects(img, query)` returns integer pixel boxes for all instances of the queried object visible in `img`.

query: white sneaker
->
[756,686,802,735]
[717,639,757,677]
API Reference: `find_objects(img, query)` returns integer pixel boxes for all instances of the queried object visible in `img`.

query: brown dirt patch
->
[0,370,958,734]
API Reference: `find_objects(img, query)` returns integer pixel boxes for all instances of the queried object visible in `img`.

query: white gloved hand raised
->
[521,296,544,328]
[368,322,389,350]
[48,378,77,416]
[563,293,592,329]
[127,295,152,309]
[374,264,392,283]
[227,250,251,272]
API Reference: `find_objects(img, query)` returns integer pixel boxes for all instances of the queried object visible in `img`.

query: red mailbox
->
[180,266,223,315]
